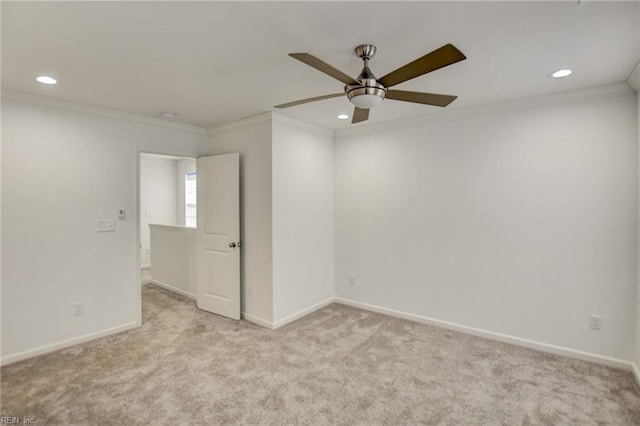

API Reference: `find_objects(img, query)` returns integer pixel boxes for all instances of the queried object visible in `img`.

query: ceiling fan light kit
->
[346,87,386,109]
[275,42,466,124]
[346,44,387,109]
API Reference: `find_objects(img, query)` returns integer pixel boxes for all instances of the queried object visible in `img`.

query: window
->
[185,172,197,227]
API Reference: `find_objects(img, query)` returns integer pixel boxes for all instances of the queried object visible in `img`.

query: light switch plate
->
[96,220,115,232]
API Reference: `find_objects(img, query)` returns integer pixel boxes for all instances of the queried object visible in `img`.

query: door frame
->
[134,148,199,326]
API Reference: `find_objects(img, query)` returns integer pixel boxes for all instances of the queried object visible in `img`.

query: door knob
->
[229,242,236,248]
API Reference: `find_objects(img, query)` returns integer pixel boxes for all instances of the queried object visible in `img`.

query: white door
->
[196,153,241,320]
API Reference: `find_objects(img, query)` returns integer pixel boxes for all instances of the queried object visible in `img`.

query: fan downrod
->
[346,44,386,109]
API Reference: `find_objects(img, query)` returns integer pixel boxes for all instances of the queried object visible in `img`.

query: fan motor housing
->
[345,80,386,108]
[345,82,386,101]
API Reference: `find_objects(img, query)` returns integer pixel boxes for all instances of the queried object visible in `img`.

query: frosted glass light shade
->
[350,94,384,109]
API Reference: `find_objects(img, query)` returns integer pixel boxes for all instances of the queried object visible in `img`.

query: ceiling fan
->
[275,43,467,124]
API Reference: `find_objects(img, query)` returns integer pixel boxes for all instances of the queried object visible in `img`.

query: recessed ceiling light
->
[337,114,349,120]
[550,69,572,78]
[161,112,178,118]
[36,76,57,85]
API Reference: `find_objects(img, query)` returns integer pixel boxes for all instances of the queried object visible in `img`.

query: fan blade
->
[289,53,359,85]
[274,93,344,109]
[378,44,466,88]
[352,107,369,124]
[386,90,457,107]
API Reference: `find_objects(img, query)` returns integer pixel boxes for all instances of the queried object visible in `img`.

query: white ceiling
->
[2,1,638,130]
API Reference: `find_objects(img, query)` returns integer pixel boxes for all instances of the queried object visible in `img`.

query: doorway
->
[139,153,197,295]
[140,153,197,268]
[136,151,241,323]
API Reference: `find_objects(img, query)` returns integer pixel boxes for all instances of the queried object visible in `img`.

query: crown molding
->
[209,111,334,139]
[272,111,334,139]
[1,88,208,135]
[335,83,634,140]
[207,112,272,136]
[627,60,640,92]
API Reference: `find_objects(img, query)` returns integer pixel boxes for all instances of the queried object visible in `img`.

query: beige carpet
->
[2,284,640,425]
[141,267,151,285]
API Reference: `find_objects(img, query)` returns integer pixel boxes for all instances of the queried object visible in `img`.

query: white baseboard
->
[632,363,640,387]
[335,297,633,371]
[149,279,196,300]
[241,297,335,330]
[272,297,335,329]
[4,291,633,377]
[242,312,274,329]
[1,321,139,366]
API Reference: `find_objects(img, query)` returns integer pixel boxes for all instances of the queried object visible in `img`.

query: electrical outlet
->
[589,314,602,331]
[349,275,356,286]
[73,302,85,316]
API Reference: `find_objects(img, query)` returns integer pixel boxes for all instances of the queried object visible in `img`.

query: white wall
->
[636,85,640,371]
[272,114,334,324]
[335,87,638,361]
[140,156,178,266]
[176,159,196,227]
[1,93,211,363]
[3,86,638,367]
[208,114,274,325]
[149,224,196,298]
[632,55,640,375]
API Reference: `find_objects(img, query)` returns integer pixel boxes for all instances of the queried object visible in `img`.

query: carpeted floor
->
[2,284,640,425]
[141,267,151,285]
